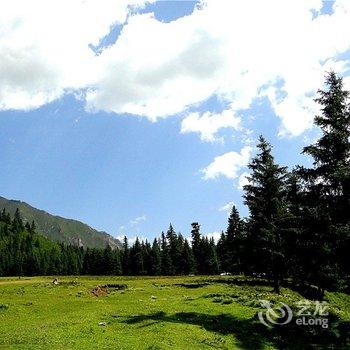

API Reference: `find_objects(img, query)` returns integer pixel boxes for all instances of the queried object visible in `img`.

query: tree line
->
[0,72,349,295]
[0,209,217,277]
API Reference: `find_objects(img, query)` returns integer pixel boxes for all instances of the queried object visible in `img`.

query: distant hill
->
[0,196,121,250]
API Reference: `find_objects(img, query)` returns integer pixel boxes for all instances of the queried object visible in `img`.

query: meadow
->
[0,276,349,350]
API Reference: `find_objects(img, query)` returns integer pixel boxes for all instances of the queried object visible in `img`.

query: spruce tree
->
[121,236,130,275]
[207,237,220,274]
[166,224,181,274]
[191,222,202,273]
[150,238,162,275]
[142,240,153,275]
[12,208,24,233]
[302,72,349,224]
[284,171,308,283]
[30,220,36,234]
[225,206,243,273]
[103,245,114,275]
[244,136,288,293]
[299,72,350,291]
[113,250,122,275]
[217,231,227,272]
[181,239,196,275]
[130,238,144,275]
[160,232,173,275]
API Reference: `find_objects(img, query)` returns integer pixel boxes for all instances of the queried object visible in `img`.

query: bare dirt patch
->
[90,285,109,297]
[90,284,127,297]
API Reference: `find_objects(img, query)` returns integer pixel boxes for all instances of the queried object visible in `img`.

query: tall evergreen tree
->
[12,208,24,233]
[113,249,122,275]
[284,171,308,282]
[121,236,130,275]
[150,238,162,275]
[142,240,152,275]
[191,222,202,273]
[160,232,173,275]
[244,136,288,293]
[103,245,114,275]
[225,206,243,273]
[181,239,196,275]
[299,72,350,291]
[166,224,181,274]
[217,231,227,272]
[207,237,220,274]
[30,220,36,234]
[130,237,144,275]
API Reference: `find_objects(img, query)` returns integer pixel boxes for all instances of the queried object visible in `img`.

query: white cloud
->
[181,109,241,142]
[130,214,147,226]
[202,146,252,180]
[1,0,350,136]
[219,201,234,214]
[87,0,350,135]
[238,172,250,190]
[343,75,350,91]
[85,10,226,120]
[0,0,152,110]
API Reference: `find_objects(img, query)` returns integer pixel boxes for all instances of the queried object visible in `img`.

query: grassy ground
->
[0,276,349,349]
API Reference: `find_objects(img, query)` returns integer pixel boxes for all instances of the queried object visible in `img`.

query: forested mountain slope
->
[0,196,121,249]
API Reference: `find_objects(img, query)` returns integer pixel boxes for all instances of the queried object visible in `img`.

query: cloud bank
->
[1,0,350,136]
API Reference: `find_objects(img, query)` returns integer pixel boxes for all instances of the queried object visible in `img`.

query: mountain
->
[0,196,121,249]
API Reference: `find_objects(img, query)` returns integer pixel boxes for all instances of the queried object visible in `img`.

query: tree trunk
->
[273,276,280,294]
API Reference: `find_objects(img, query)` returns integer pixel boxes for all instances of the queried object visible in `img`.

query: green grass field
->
[0,276,349,349]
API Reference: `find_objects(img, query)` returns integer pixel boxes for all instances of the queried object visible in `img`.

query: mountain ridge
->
[0,196,121,249]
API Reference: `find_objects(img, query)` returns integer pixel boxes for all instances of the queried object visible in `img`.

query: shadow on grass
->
[174,282,210,289]
[202,277,326,300]
[203,277,273,288]
[121,311,350,349]
[122,311,271,350]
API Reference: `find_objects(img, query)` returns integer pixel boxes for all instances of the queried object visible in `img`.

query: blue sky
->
[0,0,349,242]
